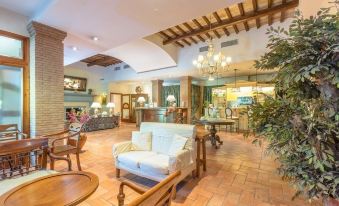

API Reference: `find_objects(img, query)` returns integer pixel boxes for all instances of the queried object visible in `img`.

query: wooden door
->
[121,94,131,122]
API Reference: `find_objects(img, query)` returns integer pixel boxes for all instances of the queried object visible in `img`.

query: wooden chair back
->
[0,138,49,180]
[118,171,181,206]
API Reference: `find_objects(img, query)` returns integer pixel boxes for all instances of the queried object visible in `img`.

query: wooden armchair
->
[43,123,84,171]
[0,124,27,142]
[117,171,180,206]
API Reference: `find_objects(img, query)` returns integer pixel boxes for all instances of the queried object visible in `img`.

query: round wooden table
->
[197,119,236,149]
[0,171,99,206]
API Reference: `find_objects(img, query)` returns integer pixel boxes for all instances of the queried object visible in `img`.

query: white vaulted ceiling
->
[0,0,242,69]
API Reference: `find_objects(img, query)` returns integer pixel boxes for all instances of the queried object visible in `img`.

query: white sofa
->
[112,122,196,183]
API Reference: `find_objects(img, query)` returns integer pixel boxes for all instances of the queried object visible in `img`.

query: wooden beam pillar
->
[180,76,192,124]
[152,80,163,107]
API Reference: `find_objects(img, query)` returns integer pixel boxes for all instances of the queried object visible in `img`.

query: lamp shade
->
[90,102,101,108]
[166,95,176,102]
[106,102,115,108]
[137,96,146,103]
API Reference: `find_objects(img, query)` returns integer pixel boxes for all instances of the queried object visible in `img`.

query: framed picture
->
[64,75,87,91]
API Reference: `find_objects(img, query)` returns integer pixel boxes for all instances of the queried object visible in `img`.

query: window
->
[0,30,29,135]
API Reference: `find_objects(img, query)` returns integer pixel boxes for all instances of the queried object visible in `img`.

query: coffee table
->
[0,171,99,206]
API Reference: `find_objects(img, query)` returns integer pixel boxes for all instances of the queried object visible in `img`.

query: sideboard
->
[83,115,120,132]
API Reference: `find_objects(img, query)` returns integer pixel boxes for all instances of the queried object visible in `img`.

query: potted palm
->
[247,4,338,205]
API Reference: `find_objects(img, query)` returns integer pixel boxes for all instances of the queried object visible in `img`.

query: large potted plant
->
[247,4,338,205]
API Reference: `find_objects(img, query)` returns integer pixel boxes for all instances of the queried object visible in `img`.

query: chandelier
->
[231,69,240,93]
[192,16,232,81]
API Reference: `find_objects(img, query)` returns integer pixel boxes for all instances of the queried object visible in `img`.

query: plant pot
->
[323,198,339,206]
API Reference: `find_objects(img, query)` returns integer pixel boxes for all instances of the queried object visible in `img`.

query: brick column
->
[152,80,163,107]
[27,21,67,136]
[180,76,192,123]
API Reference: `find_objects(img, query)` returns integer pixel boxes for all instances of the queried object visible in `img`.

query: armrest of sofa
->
[112,141,132,158]
[168,149,193,172]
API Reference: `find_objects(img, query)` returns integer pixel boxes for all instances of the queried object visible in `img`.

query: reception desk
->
[135,107,188,127]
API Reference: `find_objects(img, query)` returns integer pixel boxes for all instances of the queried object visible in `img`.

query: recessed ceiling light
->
[72,46,78,51]
[92,36,99,41]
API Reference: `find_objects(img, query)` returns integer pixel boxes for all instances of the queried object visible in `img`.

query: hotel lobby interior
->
[0,0,338,205]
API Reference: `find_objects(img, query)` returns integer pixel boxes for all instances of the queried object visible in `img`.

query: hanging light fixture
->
[192,15,232,81]
[232,69,240,93]
[252,68,262,92]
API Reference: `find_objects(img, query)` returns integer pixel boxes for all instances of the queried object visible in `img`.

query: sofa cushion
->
[139,154,169,175]
[140,123,196,153]
[0,170,58,195]
[117,151,156,170]
[131,131,152,151]
[168,134,188,156]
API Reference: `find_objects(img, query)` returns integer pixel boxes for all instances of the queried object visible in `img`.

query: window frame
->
[0,30,30,136]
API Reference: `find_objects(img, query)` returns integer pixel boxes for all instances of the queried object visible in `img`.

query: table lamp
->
[166,95,176,107]
[137,96,146,107]
[106,102,115,117]
[91,102,101,117]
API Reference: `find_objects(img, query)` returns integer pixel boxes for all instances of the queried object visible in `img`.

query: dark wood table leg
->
[202,139,206,171]
[195,138,201,178]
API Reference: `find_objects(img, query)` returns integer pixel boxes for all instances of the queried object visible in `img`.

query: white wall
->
[64,62,110,95]
[0,7,29,36]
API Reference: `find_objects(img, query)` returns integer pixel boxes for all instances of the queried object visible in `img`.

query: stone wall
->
[27,21,67,136]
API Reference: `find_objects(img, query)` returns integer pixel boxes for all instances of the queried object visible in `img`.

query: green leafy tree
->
[247,3,339,202]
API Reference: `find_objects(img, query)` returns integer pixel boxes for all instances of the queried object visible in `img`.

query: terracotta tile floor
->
[54,123,320,206]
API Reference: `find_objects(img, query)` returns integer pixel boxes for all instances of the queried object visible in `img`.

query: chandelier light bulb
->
[208,75,215,81]
[198,55,204,62]
[221,61,227,67]
[213,54,220,62]
[226,56,232,63]
[192,60,197,65]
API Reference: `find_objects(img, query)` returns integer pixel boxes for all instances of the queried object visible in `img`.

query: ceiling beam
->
[225,8,239,34]
[163,0,299,45]
[160,31,184,47]
[223,27,230,36]
[191,19,206,42]
[280,0,287,22]
[238,3,249,31]
[213,30,221,38]
[176,25,197,44]
[168,28,191,46]
[252,0,260,28]
[87,56,119,67]
[268,0,273,25]
[201,16,213,39]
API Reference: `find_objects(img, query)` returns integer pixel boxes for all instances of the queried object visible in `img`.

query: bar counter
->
[135,107,188,127]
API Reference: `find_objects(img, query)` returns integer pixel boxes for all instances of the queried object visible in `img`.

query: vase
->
[323,198,339,206]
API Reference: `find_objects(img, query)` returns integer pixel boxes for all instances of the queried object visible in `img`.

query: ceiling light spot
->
[72,46,78,51]
[153,8,159,12]
[92,36,99,41]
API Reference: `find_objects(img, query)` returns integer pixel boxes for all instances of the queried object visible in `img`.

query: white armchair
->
[112,122,196,185]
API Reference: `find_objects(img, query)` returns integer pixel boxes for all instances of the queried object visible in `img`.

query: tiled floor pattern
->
[54,123,321,206]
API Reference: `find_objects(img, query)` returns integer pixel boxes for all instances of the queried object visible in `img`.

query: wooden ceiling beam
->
[213,30,221,38]
[225,8,239,34]
[163,0,299,45]
[213,12,222,23]
[280,0,287,22]
[223,27,230,36]
[87,57,120,67]
[252,0,260,28]
[179,24,197,44]
[268,0,273,25]
[238,3,249,31]
[192,19,207,41]
[159,31,184,47]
